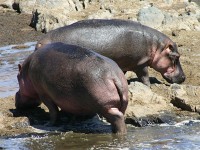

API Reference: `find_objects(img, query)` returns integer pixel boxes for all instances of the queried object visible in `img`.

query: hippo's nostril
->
[179,75,186,83]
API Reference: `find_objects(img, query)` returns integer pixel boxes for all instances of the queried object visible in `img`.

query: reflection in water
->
[0,42,36,98]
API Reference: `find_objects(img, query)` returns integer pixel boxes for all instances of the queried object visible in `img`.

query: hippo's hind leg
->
[40,96,59,126]
[102,108,127,134]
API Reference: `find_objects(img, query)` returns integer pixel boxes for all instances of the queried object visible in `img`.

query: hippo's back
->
[36,19,169,58]
[36,19,143,51]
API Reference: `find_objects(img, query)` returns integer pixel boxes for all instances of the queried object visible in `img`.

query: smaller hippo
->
[36,19,185,86]
[15,42,128,134]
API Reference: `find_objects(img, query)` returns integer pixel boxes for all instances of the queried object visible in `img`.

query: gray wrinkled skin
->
[36,19,185,86]
[16,42,128,134]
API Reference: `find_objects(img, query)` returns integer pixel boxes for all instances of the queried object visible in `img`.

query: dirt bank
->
[0,9,43,47]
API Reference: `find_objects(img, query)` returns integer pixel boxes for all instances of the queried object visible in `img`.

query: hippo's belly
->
[54,97,97,115]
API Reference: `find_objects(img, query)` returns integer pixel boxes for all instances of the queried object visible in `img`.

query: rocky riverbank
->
[0,0,200,136]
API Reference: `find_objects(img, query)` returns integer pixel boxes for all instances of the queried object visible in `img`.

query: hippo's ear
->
[169,43,178,52]
[18,64,22,72]
[168,43,179,57]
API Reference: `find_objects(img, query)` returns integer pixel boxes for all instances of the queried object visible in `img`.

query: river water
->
[0,42,200,149]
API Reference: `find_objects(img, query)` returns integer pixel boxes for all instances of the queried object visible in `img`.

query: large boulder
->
[13,0,92,32]
[137,3,200,31]
[125,79,200,126]
[137,6,165,29]
[125,82,175,127]
[170,84,200,113]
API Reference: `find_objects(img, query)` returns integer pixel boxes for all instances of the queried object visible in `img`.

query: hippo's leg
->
[102,108,127,134]
[135,66,150,86]
[40,96,59,126]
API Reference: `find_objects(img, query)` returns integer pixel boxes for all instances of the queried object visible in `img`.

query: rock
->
[192,0,200,7]
[0,0,14,9]
[125,82,174,126]
[3,0,199,32]
[170,84,200,113]
[125,81,200,127]
[31,9,78,32]
[162,12,178,25]
[160,15,200,31]
[10,117,30,129]
[14,0,92,32]
[163,0,173,5]
[125,71,137,81]
[87,10,113,19]
[161,1,200,31]
[16,0,82,14]
[126,112,176,127]
[137,6,165,29]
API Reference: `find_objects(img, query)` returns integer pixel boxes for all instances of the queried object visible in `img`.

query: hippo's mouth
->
[162,65,185,84]
[163,67,175,78]
[162,66,176,83]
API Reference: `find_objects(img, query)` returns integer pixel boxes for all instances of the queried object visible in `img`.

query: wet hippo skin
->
[36,19,185,86]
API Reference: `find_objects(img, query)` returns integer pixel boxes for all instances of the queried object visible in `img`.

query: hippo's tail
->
[114,78,128,114]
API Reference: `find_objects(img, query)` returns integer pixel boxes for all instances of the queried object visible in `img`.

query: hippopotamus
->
[15,42,128,134]
[36,19,185,86]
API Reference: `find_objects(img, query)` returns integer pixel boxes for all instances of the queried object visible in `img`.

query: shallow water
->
[1,121,200,150]
[0,43,200,149]
[0,42,35,98]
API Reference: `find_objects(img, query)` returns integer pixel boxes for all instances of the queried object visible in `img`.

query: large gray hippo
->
[15,42,128,134]
[36,19,185,86]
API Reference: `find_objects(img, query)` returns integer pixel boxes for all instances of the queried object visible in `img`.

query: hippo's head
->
[15,64,40,109]
[15,90,38,109]
[151,42,185,84]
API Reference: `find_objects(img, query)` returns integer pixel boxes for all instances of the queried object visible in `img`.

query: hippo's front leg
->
[40,96,59,126]
[103,108,127,134]
[135,66,150,86]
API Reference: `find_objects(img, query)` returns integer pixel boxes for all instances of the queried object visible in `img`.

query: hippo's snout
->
[178,74,186,83]
[163,73,185,84]
[162,61,185,84]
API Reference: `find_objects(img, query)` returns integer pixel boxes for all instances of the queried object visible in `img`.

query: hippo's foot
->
[103,108,127,134]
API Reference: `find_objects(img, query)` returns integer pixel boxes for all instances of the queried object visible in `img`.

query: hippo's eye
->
[169,52,180,67]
